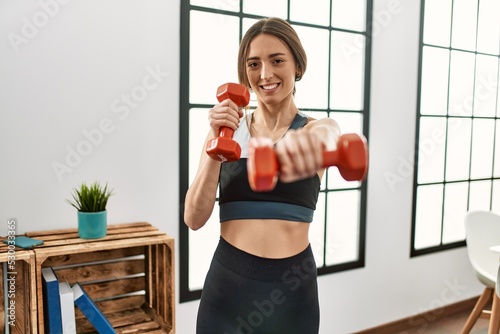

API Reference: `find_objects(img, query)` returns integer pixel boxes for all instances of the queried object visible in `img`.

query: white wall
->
[324,0,483,332]
[0,0,483,333]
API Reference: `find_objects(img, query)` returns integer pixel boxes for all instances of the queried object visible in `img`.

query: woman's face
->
[245,33,298,107]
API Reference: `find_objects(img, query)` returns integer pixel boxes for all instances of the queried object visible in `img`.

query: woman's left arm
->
[304,117,341,151]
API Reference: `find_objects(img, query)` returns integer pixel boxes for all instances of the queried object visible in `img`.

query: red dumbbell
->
[247,133,369,192]
[206,83,250,162]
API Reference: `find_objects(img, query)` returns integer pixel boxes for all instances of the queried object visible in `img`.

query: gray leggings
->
[196,237,320,334]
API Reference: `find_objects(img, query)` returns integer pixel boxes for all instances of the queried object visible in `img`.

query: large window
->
[412,0,500,256]
[179,0,372,302]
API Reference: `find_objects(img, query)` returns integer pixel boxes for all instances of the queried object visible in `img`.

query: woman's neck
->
[253,99,298,130]
[250,101,299,142]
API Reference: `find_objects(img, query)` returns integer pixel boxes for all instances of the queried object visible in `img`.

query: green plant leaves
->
[67,182,113,212]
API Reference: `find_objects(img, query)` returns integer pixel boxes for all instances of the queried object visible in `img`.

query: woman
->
[184,17,340,334]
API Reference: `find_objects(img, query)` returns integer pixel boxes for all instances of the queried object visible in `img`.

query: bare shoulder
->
[303,117,341,150]
[304,116,339,129]
[305,116,317,125]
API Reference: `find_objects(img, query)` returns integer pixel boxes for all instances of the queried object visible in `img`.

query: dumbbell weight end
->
[322,133,368,181]
[247,145,279,192]
[206,128,241,162]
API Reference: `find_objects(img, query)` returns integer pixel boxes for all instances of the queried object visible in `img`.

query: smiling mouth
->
[260,83,280,90]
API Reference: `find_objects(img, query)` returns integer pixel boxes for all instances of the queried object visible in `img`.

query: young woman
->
[184,17,340,334]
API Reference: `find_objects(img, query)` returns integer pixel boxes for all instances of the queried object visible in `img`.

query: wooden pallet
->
[0,242,37,333]
[26,222,175,334]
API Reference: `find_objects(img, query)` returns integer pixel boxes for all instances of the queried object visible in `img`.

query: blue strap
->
[289,113,308,130]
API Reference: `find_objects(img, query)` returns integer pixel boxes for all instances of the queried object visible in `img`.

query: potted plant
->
[67,181,113,239]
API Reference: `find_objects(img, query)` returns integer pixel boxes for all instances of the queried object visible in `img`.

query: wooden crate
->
[26,222,175,334]
[0,241,37,334]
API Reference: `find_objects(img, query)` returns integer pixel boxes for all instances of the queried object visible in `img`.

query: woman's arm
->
[183,98,244,230]
[184,132,222,230]
[304,117,341,150]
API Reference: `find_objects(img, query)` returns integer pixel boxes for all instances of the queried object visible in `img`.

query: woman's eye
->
[273,59,284,64]
[248,62,258,68]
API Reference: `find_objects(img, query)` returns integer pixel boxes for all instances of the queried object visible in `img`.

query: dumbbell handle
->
[211,127,235,142]
[206,83,250,162]
[322,151,340,167]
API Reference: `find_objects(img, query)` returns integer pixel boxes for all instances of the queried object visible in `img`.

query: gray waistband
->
[220,201,314,223]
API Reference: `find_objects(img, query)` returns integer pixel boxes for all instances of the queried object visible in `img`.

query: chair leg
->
[489,290,500,334]
[461,288,494,334]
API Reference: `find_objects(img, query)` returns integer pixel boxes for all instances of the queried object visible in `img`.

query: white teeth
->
[262,84,278,90]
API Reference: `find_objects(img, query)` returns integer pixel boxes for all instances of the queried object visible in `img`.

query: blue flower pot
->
[78,211,107,239]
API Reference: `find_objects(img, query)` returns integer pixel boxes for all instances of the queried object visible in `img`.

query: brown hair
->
[237,17,307,91]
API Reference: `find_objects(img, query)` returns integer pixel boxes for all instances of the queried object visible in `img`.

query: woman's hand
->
[274,129,325,183]
[274,118,340,183]
[207,98,244,137]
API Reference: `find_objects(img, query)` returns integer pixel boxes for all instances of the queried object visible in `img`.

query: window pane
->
[309,193,326,266]
[469,180,492,211]
[300,111,331,190]
[328,112,363,189]
[293,26,329,109]
[474,54,499,117]
[330,31,365,110]
[190,11,239,104]
[331,0,366,32]
[470,119,494,179]
[181,1,370,302]
[190,0,240,12]
[498,75,500,118]
[476,0,500,55]
[290,0,330,26]
[328,168,362,190]
[242,17,259,33]
[330,112,364,133]
[414,184,444,250]
[495,120,500,177]
[445,118,471,181]
[451,0,478,51]
[325,190,360,265]
[243,0,287,18]
[420,46,449,116]
[492,180,500,212]
[189,108,211,185]
[413,0,500,256]
[301,110,328,120]
[448,51,475,117]
[423,0,452,46]
[417,117,446,183]
[442,182,468,243]
[188,206,220,290]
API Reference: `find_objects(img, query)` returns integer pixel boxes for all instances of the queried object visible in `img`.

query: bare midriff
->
[221,219,310,259]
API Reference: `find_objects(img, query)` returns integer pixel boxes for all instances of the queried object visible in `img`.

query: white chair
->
[461,210,500,334]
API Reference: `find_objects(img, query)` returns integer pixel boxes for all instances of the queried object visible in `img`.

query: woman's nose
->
[260,64,273,81]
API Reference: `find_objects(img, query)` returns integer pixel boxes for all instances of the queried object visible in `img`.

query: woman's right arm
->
[183,98,243,230]
[183,133,222,230]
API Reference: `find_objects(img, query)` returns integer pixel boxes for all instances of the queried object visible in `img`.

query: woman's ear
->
[295,66,302,80]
